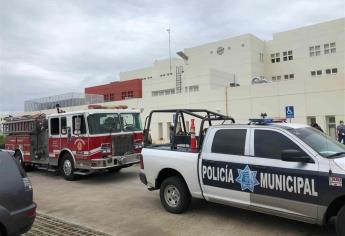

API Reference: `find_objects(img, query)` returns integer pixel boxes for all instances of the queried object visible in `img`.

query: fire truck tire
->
[108,167,122,173]
[60,154,76,181]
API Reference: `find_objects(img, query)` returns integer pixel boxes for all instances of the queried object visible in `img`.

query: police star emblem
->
[235,165,260,192]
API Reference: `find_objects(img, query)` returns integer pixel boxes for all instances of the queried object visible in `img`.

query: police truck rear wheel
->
[60,154,75,181]
[336,205,345,236]
[160,176,191,214]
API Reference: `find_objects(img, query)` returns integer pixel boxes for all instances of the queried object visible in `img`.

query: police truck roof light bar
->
[249,118,287,125]
[249,118,274,125]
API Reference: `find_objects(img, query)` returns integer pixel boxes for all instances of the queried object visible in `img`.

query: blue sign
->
[285,106,295,119]
[235,165,259,192]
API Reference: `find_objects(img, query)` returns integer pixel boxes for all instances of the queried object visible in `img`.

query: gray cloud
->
[0,0,344,112]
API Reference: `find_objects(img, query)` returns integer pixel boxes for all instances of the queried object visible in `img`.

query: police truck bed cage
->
[143,109,235,150]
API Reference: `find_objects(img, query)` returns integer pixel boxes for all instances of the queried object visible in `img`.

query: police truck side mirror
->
[281,149,311,163]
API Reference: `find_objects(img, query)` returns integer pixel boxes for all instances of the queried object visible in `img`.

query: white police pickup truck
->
[139,110,345,235]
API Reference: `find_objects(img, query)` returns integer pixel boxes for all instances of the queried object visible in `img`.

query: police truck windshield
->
[289,127,345,158]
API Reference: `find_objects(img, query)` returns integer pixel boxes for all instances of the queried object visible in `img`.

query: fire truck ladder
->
[175,66,183,94]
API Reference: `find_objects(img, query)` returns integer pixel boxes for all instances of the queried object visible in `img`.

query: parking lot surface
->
[28,165,335,236]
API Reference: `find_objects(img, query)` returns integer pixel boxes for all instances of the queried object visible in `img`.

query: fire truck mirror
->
[61,128,67,135]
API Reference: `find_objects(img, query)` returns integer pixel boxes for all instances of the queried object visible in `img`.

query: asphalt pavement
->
[27,165,336,236]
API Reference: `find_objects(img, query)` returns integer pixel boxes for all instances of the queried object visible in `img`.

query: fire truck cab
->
[3,108,143,180]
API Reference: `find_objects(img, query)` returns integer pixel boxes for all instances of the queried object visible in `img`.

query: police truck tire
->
[336,205,345,236]
[160,176,191,214]
[60,154,76,181]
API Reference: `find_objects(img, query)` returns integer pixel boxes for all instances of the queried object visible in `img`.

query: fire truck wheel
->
[60,154,76,181]
[108,167,122,173]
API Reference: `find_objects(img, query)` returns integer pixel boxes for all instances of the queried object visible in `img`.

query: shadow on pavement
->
[188,199,336,236]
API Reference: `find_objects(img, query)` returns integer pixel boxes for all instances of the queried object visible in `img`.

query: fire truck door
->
[48,117,62,163]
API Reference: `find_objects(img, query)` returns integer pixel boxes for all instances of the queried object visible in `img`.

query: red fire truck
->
[3,107,143,180]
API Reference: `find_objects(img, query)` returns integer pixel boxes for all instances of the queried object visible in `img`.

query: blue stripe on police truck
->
[202,159,321,204]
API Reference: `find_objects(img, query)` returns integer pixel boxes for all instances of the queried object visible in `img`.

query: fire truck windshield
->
[87,113,142,134]
[87,113,121,134]
[121,113,142,132]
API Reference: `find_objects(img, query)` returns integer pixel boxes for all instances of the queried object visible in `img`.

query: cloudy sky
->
[0,0,344,112]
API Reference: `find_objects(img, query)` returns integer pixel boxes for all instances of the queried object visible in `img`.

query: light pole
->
[167,28,172,74]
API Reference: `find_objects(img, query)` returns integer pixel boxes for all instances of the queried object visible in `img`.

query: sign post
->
[285,106,295,123]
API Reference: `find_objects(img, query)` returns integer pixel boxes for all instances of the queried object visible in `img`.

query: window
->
[109,93,114,101]
[254,130,305,159]
[259,53,264,62]
[315,45,321,56]
[275,53,280,62]
[121,92,127,100]
[87,113,121,134]
[61,117,67,135]
[331,68,338,74]
[284,74,289,80]
[127,91,134,98]
[271,54,275,63]
[50,118,59,135]
[158,122,163,140]
[316,70,322,76]
[309,46,320,56]
[212,129,247,155]
[277,75,281,81]
[272,76,276,82]
[311,71,316,76]
[289,74,294,80]
[309,46,315,57]
[121,113,142,132]
[288,50,293,60]
[104,94,109,102]
[152,88,176,97]
[326,69,331,74]
[283,51,288,61]
[189,85,199,92]
[330,42,336,53]
[307,116,316,126]
[324,43,330,54]
[72,115,86,135]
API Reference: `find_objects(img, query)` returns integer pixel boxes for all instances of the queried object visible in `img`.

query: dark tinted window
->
[212,129,247,155]
[254,130,304,159]
[50,118,59,135]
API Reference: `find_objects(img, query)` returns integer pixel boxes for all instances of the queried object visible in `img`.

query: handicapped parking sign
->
[285,106,295,119]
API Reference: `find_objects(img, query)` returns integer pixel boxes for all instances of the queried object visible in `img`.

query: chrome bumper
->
[89,153,140,170]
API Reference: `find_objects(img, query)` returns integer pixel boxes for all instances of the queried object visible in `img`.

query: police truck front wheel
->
[160,176,191,214]
[60,154,75,181]
[336,205,345,236]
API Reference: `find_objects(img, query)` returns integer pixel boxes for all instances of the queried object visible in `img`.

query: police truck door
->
[200,128,251,207]
[248,128,319,221]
